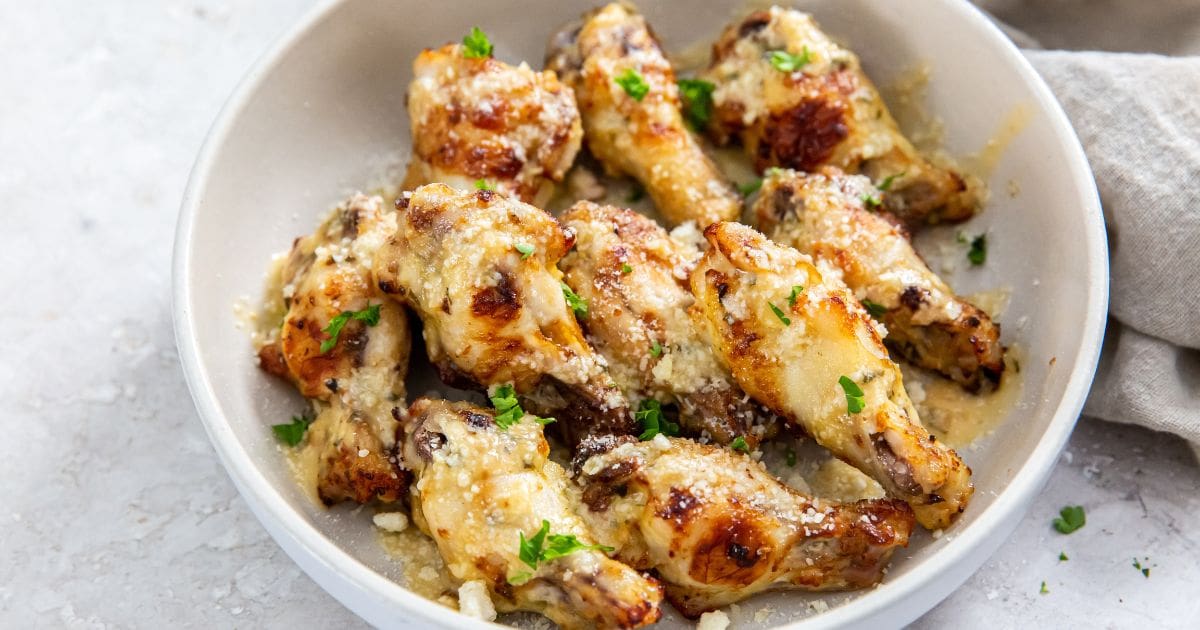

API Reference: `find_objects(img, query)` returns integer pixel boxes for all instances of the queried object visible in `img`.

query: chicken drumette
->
[547,2,741,228]
[690,222,973,529]
[700,7,978,225]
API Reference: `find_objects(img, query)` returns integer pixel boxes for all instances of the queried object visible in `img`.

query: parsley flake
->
[320,304,382,354]
[968,234,987,266]
[769,47,811,72]
[515,242,535,259]
[768,301,791,326]
[1039,581,1049,595]
[272,412,313,447]
[861,193,882,209]
[561,282,588,318]
[461,27,493,59]
[787,285,804,307]
[1059,551,1068,562]
[730,436,749,452]
[490,384,525,430]
[785,448,797,467]
[1132,557,1151,578]
[636,399,679,441]
[511,520,613,583]
[650,341,663,358]
[1052,505,1085,534]
[474,179,494,191]
[838,375,865,414]
[621,263,633,274]
[877,171,906,192]
[677,78,715,131]
[862,298,888,319]
[615,68,650,101]
[738,179,763,197]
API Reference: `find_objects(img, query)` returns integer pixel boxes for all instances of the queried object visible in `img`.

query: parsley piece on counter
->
[320,304,382,354]
[490,384,525,429]
[474,179,494,191]
[1039,581,1049,595]
[838,375,865,414]
[1133,558,1151,578]
[787,285,804,307]
[861,193,882,210]
[511,520,614,583]
[862,298,888,319]
[738,179,763,197]
[636,399,679,441]
[515,242,535,259]
[769,301,791,326]
[561,282,588,318]
[1052,505,1086,534]
[621,263,633,274]
[272,413,313,447]
[968,233,988,266]
[877,171,906,192]
[769,47,811,72]
[650,341,663,358]
[677,78,716,131]
[615,68,650,101]
[785,448,797,467]
[461,27,493,59]
[730,436,749,452]
[1059,551,1068,562]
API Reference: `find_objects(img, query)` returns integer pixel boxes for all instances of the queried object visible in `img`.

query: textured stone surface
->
[1,1,1196,628]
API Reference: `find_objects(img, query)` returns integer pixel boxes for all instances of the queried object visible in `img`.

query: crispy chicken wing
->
[559,201,768,447]
[547,2,741,228]
[402,398,663,629]
[374,184,635,444]
[256,194,411,505]
[753,168,1005,391]
[571,435,914,617]
[689,222,973,529]
[402,43,583,206]
[700,7,978,225]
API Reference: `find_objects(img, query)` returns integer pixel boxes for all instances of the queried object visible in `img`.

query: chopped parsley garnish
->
[536,416,557,425]
[509,520,614,584]
[768,301,791,326]
[621,263,633,274]
[1132,557,1151,578]
[769,46,811,72]
[968,234,987,266]
[490,384,525,429]
[636,399,679,441]
[764,166,785,177]
[515,243,535,259]
[320,304,382,354]
[877,171,906,192]
[615,68,650,101]
[787,285,804,307]
[785,448,797,467]
[1052,505,1085,534]
[677,78,715,131]
[561,282,588,318]
[738,179,763,196]
[1058,551,1068,562]
[730,436,749,452]
[650,341,663,358]
[838,375,865,414]
[474,179,494,191]
[626,184,645,203]
[861,193,882,210]
[461,27,493,59]
[1039,581,1049,595]
[272,413,313,447]
[862,298,888,319]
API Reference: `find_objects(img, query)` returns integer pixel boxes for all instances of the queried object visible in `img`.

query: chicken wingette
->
[547,2,741,228]
[752,168,1005,391]
[689,221,973,529]
[402,398,664,629]
[373,184,635,445]
[572,435,914,618]
[700,7,978,225]
[403,42,582,206]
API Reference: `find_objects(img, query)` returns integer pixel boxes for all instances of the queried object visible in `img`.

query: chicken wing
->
[547,2,741,228]
[753,168,1005,391]
[402,398,663,629]
[572,435,914,617]
[374,184,635,445]
[256,193,411,505]
[558,201,768,447]
[700,7,978,225]
[402,43,582,206]
[689,222,973,529]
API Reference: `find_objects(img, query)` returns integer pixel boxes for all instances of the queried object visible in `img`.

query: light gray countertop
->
[2,1,1197,628]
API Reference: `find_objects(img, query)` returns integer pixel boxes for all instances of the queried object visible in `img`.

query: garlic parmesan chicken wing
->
[547,2,740,228]
[753,169,1005,391]
[700,7,978,225]
[256,194,411,505]
[559,201,766,447]
[374,184,635,445]
[572,435,914,618]
[690,222,973,529]
[402,43,583,206]
[402,398,663,629]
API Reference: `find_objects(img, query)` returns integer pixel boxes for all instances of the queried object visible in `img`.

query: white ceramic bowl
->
[173,0,1108,627]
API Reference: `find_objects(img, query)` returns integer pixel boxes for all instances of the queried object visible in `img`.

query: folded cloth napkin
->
[977,1,1200,448]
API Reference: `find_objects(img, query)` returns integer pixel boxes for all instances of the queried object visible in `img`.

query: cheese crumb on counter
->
[458,580,497,621]
[372,512,409,533]
[697,610,730,630]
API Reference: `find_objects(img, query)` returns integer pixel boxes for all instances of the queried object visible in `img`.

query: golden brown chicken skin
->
[547,2,741,228]
[571,435,914,618]
[700,7,978,225]
[403,43,583,206]
[256,194,411,505]
[374,184,635,445]
[689,222,973,529]
[402,398,664,629]
[753,168,1005,391]
[559,201,768,447]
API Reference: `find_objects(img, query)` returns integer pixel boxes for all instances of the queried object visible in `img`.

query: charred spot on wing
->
[737,11,772,38]
[899,285,928,311]
[760,96,848,173]
[656,487,703,526]
[471,270,521,320]
[462,410,493,429]
[572,434,637,475]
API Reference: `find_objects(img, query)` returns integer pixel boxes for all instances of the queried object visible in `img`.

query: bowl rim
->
[171,0,1109,628]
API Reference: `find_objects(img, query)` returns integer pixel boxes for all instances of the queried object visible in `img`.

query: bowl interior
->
[175,0,1106,627]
